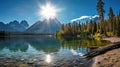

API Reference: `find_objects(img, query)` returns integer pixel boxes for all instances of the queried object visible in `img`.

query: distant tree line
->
[56,0,120,37]
[0,31,10,37]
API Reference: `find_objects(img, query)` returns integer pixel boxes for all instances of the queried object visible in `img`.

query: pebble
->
[21,59,24,61]
[34,64,40,67]
[80,63,83,65]
[53,66,60,67]
[27,61,34,65]
[98,62,101,64]
[0,54,94,67]
[33,59,37,62]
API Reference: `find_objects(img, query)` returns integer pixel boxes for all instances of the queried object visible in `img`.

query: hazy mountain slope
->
[26,18,61,34]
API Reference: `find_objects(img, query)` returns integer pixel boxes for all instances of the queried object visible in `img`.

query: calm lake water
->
[0,35,110,67]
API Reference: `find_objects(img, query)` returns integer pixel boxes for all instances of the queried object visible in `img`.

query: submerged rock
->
[27,61,34,65]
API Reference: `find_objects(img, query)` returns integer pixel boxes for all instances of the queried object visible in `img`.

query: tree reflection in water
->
[0,36,111,66]
[0,36,110,54]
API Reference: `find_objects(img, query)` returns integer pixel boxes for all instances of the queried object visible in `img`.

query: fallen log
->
[88,46,99,50]
[84,42,120,59]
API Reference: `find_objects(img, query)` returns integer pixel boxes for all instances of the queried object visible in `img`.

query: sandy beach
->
[93,37,120,67]
[102,37,120,43]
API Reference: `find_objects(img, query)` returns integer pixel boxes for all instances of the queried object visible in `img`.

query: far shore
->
[92,37,120,67]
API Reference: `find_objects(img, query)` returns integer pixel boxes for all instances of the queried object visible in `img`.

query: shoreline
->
[102,37,120,43]
[92,37,120,67]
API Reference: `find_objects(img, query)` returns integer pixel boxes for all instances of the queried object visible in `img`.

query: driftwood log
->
[84,42,120,59]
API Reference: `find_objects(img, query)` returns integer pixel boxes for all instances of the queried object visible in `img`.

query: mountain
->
[20,20,29,29]
[26,18,61,34]
[0,22,16,31]
[0,20,29,32]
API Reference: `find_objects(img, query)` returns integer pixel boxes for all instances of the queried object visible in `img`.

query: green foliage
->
[106,32,114,37]
[56,10,120,37]
[56,0,120,37]
[115,16,120,36]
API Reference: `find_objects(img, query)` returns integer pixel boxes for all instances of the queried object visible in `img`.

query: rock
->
[33,59,37,62]
[104,58,107,60]
[53,66,60,67]
[80,63,83,65]
[34,64,40,67]
[21,59,24,61]
[4,63,7,66]
[18,63,29,67]
[98,62,101,64]
[39,59,44,61]
[27,61,34,65]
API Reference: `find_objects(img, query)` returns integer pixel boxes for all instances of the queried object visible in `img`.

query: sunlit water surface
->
[0,35,110,67]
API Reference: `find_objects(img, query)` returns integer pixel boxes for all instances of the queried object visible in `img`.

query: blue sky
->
[0,0,120,25]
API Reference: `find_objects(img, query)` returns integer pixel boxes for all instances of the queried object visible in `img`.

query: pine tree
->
[116,16,120,36]
[108,7,115,33]
[61,24,65,30]
[87,20,92,34]
[118,10,120,16]
[97,0,105,22]
[93,21,97,34]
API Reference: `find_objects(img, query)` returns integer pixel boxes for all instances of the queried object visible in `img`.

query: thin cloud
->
[92,15,99,18]
[71,15,99,22]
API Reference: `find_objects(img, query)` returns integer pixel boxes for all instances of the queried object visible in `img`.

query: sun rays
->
[39,3,57,19]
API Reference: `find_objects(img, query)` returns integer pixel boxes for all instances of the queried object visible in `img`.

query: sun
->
[40,3,57,19]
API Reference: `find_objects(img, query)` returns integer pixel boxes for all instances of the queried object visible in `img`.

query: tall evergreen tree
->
[61,24,65,30]
[93,21,97,34]
[108,7,115,33]
[97,0,106,34]
[97,0,105,22]
[118,10,120,16]
[115,16,120,36]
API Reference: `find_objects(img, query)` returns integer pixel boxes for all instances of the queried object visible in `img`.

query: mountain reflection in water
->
[0,35,110,67]
[0,35,110,54]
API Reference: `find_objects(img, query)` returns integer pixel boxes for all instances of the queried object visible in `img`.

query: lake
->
[0,35,110,67]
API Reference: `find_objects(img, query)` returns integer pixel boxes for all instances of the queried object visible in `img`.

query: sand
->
[102,37,120,43]
[93,37,120,67]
